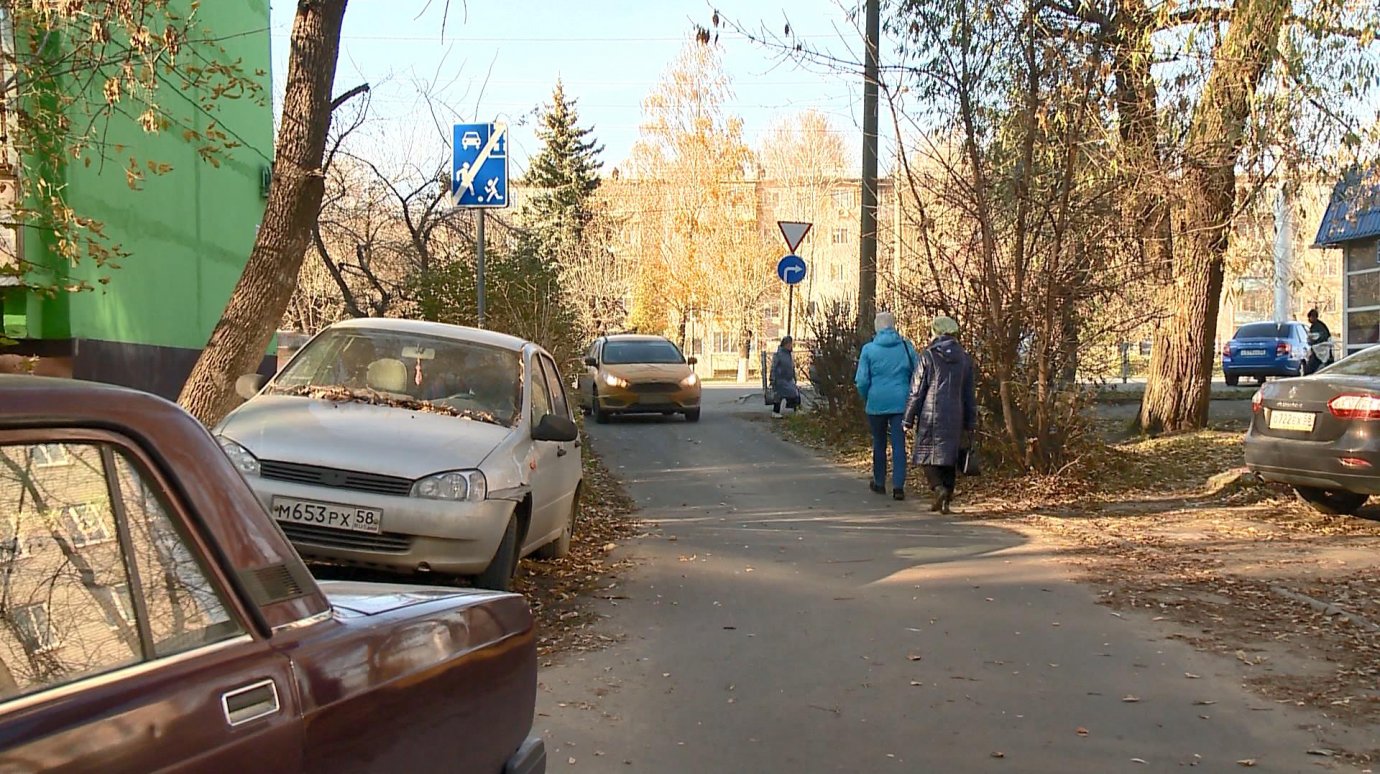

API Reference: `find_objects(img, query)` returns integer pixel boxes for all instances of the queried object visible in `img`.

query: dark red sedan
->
[0,375,545,772]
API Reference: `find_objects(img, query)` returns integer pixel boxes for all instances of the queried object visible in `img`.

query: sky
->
[268,1,884,179]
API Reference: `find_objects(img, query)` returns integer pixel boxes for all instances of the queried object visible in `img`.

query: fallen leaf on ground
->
[1122,695,1141,702]
[1236,760,1257,767]
[1076,727,1090,736]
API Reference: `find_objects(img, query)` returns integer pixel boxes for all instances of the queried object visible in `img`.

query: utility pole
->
[1272,183,1292,323]
[857,0,880,339]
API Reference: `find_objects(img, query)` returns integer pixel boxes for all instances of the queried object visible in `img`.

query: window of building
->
[12,604,56,654]
[1344,239,1380,356]
[30,444,70,468]
[831,228,849,245]
[712,331,737,354]
[102,584,136,629]
[62,503,113,548]
[832,189,854,209]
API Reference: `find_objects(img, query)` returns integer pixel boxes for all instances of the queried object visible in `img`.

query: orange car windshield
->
[603,341,685,365]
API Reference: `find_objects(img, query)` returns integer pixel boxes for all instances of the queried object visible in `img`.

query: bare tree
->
[178,0,350,425]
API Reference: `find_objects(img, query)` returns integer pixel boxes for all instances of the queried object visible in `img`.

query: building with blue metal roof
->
[1315,168,1380,358]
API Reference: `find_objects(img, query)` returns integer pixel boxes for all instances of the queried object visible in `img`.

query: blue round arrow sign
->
[776,254,807,285]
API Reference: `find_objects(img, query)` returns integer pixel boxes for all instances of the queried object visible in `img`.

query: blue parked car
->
[1221,321,1310,386]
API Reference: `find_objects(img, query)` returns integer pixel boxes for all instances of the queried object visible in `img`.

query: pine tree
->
[524,80,604,245]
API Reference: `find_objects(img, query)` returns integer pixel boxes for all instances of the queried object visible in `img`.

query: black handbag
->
[958,446,981,477]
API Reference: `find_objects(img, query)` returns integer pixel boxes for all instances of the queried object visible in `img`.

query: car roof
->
[601,334,676,343]
[329,318,532,353]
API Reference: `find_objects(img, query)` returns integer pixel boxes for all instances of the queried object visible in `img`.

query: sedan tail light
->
[1252,390,1263,413]
[1276,342,1290,356]
[1222,343,1232,357]
[1328,394,1380,420]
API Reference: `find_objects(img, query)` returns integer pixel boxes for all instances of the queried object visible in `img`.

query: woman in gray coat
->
[770,336,800,417]
[903,316,977,514]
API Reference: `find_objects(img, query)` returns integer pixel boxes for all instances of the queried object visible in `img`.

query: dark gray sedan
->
[1244,345,1380,516]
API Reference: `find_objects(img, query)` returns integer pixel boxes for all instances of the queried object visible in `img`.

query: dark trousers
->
[772,395,801,414]
[923,465,957,492]
[868,413,906,491]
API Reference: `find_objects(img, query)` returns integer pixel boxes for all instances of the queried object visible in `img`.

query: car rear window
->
[603,340,686,365]
[1235,322,1287,339]
[1320,346,1380,377]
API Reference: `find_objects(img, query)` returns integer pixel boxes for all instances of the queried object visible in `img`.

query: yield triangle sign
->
[777,221,813,252]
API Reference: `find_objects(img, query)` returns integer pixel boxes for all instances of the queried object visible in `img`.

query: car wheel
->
[685,408,701,423]
[592,387,610,424]
[473,516,520,591]
[1224,373,1239,387]
[534,486,580,561]
[1295,486,1369,516]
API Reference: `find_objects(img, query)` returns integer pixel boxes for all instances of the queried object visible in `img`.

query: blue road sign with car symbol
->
[452,123,508,208]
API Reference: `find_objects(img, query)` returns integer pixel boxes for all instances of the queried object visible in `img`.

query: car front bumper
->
[598,384,701,413]
[1244,431,1380,495]
[245,476,517,575]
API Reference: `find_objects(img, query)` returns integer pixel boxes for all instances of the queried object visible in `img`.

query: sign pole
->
[476,209,487,328]
[787,285,795,340]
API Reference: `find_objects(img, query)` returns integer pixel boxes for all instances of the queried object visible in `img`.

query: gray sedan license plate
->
[1268,409,1315,433]
[272,497,382,534]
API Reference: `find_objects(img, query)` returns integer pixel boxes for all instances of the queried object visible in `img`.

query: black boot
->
[869,481,886,495]
[929,489,943,512]
[892,488,906,501]
[938,488,953,514]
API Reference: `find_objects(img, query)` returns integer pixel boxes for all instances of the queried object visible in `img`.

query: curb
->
[1269,585,1380,632]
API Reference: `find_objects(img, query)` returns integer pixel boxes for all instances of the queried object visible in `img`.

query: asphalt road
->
[535,385,1360,772]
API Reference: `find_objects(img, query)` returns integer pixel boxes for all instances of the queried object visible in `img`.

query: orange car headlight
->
[603,373,630,389]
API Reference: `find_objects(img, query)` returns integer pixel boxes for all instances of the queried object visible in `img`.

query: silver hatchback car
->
[215,318,583,590]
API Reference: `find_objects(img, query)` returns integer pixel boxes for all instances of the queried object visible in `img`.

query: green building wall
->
[10,0,273,398]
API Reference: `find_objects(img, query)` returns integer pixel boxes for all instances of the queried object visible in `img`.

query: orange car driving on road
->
[577,335,702,423]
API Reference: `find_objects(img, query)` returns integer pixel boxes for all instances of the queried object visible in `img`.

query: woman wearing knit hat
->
[904,315,977,514]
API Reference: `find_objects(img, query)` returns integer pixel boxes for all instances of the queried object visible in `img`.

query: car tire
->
[1224,373,1239,387]
[1295,486,1369,516]
[473,516,520,591]
[685,408,701,423]
[1256,375,1267,385]
[592,388,610,424]
[534,486,580,561]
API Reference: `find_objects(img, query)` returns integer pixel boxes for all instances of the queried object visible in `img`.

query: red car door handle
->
[222,679,281,727]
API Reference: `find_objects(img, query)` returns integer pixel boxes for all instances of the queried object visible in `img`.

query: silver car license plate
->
[1268,410,1315,433]
[272,497,383,534]
[1240,349,1267,356]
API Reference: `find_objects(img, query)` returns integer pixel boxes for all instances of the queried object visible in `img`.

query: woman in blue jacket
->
[855,311,919,500]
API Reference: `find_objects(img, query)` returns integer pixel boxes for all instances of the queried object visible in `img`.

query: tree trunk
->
[1139,174,1229,433]
[1137,0,1289,433]
[177,0,349,426]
